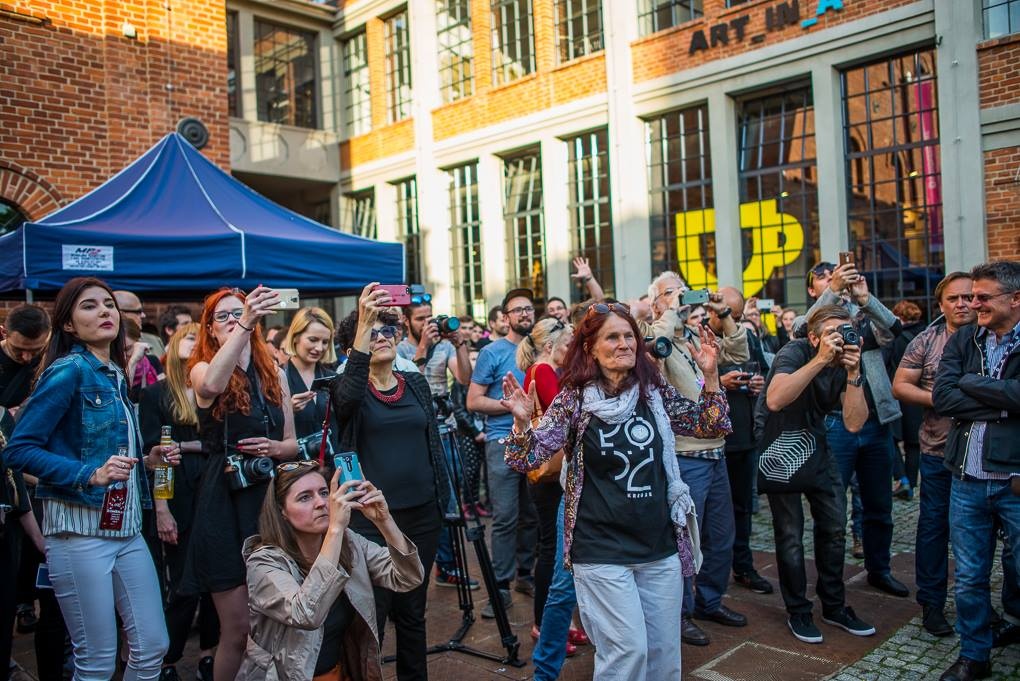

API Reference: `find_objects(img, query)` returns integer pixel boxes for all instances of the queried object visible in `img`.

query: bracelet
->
[236,321,253,332]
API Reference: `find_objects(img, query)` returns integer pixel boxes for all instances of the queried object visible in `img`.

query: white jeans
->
[573,553,683,681]
[46,533,169,681]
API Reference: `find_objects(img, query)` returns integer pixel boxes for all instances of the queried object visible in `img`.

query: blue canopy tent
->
[0,133,403,297]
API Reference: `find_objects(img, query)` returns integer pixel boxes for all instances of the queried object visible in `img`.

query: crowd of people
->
[0,254,1018,681]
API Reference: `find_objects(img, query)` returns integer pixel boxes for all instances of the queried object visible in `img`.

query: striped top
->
[42,368,142,538]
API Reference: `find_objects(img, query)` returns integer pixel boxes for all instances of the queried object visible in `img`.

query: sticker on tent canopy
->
[62,245,114,271]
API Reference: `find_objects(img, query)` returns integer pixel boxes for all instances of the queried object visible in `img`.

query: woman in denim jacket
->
[4,277,179,681]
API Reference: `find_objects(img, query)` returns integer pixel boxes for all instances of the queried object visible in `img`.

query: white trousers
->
[573,553,683,681]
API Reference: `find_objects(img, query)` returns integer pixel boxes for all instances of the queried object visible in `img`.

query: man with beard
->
[468,288,539,616]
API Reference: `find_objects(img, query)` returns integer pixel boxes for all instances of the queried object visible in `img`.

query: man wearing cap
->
[806,260,909,599]
[467,288,538,616]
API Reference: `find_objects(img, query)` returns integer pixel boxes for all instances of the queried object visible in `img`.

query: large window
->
[555,0,603,63]
[385,10,413,123]
[567,129,615,301]
[341,189,376,239]
[842,49,943,316]
[343,31,371,137]
[0,200,26,236]
[984,0,1020,38]
[437,0,474,102]
[737,87,819,305]
[254,20,317,129]
[448,163,485,315]
[227,12,240,117]
[504,150,546,302]
[646,105,714,286]
[492,0,535,85]
[395,177,424,284]
[638,0,702,37]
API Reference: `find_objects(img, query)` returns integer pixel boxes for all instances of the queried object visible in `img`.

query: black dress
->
[180,365,285,595]
[285,360,340,450]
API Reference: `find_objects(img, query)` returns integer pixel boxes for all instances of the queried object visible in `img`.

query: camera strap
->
[317,394,332,467]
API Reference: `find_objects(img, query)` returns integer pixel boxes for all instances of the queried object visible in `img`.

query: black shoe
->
[159,667,181,681]
[693,604,748,627]
[788,612,823,644]
[480,589,512,619]
[821,605,875,636]
[867,572,909,597]
[939,656,991,680]
[514,575,535,598]
[734,571,774,594]
[196,656,214,681]
[15,605,38,634]
[993,619,1020,648]
[681,617,710,646]
[922,606,954,637]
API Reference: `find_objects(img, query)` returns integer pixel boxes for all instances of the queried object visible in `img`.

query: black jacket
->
[329,349,453,518]
[932,323,1020,477]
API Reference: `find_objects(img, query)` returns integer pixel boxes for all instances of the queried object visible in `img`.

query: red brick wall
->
[0,0,229,214]
[984,146,1020,261]
[978,34,1020,109]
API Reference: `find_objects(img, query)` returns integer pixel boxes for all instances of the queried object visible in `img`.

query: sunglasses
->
[277,460,319,473]
[212,309,244,323]
[370,325,399,340]
[586,302,632,318]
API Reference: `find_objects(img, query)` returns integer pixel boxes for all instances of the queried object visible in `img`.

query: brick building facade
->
[2,0,1019,320]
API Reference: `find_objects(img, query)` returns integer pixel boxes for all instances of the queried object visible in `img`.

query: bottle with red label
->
[99,446,130,531]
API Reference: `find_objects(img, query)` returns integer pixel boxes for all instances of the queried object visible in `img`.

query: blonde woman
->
[283,307,341,457]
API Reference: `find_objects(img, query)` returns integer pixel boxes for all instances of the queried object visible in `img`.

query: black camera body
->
[432,315,461,335]
[837,323,859,347]
[225,453,275,490]
[645,336,673,360]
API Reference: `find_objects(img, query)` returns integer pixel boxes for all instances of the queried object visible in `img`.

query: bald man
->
[114,290,165,356]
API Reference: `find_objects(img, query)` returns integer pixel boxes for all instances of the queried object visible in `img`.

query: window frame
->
[503,149,547,302]
[448,163,485,315]
[253,18,319,129]
[341,189,377,239]
[637,0,703,37]
[394,177,424,284]
[384,8,413,123]
[342,29,372,137]
[983,0,1020,39]
[566,128,615,302]
[555,0,604,63]
[437,0,475,103]
[491,0,536,86]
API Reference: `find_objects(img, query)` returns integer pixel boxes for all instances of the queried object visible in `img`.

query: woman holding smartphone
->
[4,276,178,680]
[283,307,341,459]
[184,286,299,681]
[329,283,452,681]
[239,462,423,681]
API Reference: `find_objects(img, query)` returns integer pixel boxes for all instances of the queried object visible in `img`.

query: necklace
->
[369,373,406,404]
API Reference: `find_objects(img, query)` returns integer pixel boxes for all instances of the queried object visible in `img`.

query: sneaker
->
[159,667,181,681]
[514,575,535,598]
[734,570,774,594]
[461,503,477,520]
[480,589,512,619]
[822,606,876,636]
[196,655,214,681]
[474,503,492,518]
[15,604,38,634]
[788,613,823,644]
[435,566,480,590]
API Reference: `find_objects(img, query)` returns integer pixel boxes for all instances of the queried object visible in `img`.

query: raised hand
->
[688,325,720,375]
[571,257,593,281]
[499,372,536,431]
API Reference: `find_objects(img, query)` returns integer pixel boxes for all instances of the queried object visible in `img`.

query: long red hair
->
[560,308,665,400]
[189,288,282,420]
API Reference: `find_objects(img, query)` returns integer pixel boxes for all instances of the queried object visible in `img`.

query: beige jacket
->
[641,309,748,453]
[237,531,424,681]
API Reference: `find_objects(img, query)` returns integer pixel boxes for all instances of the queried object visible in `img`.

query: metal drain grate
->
[691,641,842,681]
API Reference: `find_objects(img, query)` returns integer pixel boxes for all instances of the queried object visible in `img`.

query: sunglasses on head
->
[370,325,399,340]
[586,302,632,318]
[277,460,319,473]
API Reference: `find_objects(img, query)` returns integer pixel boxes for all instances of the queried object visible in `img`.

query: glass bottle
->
[153,425,175,500]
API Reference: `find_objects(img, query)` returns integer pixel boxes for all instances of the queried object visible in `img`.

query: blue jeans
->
[484,440,537,586]
[826,414,894,576]
[532,498,577,681]
[676,456,734,616]
[916,453,951,610]
[950,476,1020,662]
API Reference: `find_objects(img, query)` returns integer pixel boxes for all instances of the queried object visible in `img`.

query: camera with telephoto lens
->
[295,432,323,461]
[431,315,461,335]
[837,323,859,347]
[645,336,673,359]
[225,453,276,490]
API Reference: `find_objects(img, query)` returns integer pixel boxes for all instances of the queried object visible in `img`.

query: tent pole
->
[25,289,33,304]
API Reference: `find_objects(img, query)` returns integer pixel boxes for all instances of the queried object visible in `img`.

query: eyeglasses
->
[370,325,399,340]
[972,292,1015,304]
[120,308,144,316]
[506,305,535,316]
[212,309,244,323]
[586,302,632,318]
[277,460,318,473]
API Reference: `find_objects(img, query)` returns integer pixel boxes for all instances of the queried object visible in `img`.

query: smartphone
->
[270,288,301,310]
[757,298,774,312]
[310,374,338,391]
[838,251,855,267]
[681,288,710,305]
[378,284,412,306]
[35,564,52,590]
[334,451,364,486]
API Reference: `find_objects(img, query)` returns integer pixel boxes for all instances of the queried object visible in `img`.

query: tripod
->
[421,415,523,666]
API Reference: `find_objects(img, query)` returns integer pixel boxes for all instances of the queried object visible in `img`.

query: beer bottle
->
[153,425,175,500]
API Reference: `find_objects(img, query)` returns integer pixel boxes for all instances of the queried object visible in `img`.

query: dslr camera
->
[644,336,673,360]
[837,323,859,347]
[431,314,460,335]
[225,453,276,490]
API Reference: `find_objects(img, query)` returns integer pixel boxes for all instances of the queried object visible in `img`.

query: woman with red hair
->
[182,286,298,681]
[502,303,730,681]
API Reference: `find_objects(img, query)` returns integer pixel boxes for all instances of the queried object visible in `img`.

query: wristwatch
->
[847,374,864,387]
[414,356,428,367]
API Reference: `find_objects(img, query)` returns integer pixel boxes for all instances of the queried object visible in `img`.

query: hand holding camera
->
[720,369,749,391]
[355,480,392,525]
[840,342,862,373]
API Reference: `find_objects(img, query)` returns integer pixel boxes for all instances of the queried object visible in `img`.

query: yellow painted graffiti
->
[675,199,805,299]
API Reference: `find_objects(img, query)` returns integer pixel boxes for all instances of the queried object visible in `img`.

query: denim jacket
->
[4,344,150,509]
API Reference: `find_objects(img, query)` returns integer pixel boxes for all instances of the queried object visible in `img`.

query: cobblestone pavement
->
[11,490,1020,680]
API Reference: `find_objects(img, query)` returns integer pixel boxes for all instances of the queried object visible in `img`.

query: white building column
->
[478,154,508,310]
[237,10,257,121]
[541,135,571,301]
[375,180,398,242]
[707,89,742,288]
[812,63,850,258]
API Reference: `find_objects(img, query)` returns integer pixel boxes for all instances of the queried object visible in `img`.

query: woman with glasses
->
[138,322,220,681]
[282,307,341,460]
[239,461,423,681]
[328,284,452,681]
[4,277,178,680]
[182,286,298,681]
[502,302,731,681]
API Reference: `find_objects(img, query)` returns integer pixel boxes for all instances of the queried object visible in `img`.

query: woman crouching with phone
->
[239,462,423,680]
